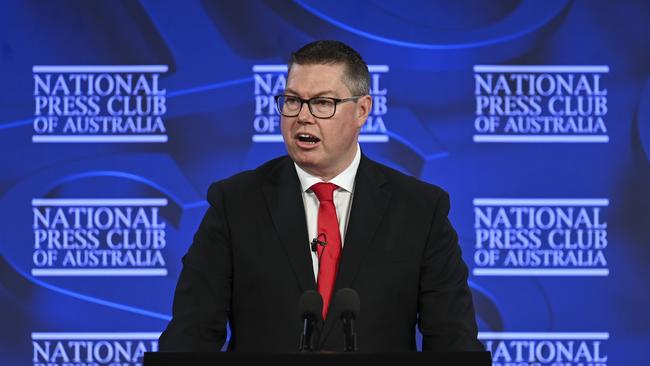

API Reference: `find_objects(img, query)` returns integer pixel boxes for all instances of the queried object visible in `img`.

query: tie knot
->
[310,182,337,202]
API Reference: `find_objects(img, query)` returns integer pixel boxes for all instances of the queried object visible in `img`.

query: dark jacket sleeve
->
[159,183,232,351]
[417,191,484,351]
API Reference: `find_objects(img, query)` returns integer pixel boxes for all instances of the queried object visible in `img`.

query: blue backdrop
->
[1,1,649,365]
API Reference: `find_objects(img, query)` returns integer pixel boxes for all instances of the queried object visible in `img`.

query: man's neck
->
[298,146,359,182]
[294,145,361,191]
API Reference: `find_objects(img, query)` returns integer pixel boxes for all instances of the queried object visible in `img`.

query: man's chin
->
[290,152,322,172]
[293,157,319,171]
[289,147,318,161]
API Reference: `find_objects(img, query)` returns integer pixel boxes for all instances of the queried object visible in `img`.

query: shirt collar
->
[294,144,361,193]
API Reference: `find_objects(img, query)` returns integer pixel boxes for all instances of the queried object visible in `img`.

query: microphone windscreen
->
[298,290,323,320]
[332,288,360,318]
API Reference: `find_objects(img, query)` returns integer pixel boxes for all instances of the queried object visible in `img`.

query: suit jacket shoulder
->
[362,157,450,209]
[206,156,294,199]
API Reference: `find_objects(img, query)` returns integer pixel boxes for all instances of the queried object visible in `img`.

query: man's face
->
[281,63,371,180]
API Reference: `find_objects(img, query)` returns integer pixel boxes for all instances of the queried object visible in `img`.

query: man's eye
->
[313,99,333,107]
[285,97,300,104]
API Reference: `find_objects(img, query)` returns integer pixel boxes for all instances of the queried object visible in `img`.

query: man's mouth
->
[296,133,321,144]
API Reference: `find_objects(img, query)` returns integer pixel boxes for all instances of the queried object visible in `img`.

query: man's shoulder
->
[364,157,447,200]
[206,156,290,195]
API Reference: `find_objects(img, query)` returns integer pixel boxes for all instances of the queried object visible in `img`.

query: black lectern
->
[144,351,492,366]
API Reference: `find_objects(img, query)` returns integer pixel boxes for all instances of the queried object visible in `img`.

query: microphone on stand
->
[332,288,360,352]
[298,290,323,352]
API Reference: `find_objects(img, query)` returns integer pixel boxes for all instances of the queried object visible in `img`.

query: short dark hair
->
[288,40,370,96]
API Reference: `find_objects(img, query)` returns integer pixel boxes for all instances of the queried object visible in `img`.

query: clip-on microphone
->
[310,233,327,252]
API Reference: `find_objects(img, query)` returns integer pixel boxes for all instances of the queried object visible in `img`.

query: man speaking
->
[159,40,483,352]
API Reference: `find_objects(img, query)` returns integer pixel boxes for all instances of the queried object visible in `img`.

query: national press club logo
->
[473,65,609,143]
[31,198,168,277]
[251,64,389,143]
[32,65,168,143]
[479,331,609,366]
[472,198,609,277]
[31,332,159,366]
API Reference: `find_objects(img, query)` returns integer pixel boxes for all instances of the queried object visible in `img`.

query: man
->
[159,40,483,352]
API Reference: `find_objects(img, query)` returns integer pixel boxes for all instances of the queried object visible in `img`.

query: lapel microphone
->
[310,233,328,252]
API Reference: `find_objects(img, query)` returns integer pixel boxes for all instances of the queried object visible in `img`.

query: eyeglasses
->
[274,94,362,119]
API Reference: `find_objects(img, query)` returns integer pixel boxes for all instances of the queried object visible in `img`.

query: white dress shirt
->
[294,145,361,281]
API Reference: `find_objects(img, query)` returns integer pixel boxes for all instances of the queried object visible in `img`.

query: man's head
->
[288,40,371,96]
[280,40,373,181]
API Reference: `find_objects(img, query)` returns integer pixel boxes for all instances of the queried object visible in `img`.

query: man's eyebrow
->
[283,88,339,98]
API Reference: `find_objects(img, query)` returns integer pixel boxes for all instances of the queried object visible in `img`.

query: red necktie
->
[311,182,342,319]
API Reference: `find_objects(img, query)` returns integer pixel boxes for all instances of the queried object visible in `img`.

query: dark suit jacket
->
[159,155,483,352]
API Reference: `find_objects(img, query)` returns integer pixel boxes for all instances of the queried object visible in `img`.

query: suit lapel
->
[319,155,391,348]
[262,157,316,293]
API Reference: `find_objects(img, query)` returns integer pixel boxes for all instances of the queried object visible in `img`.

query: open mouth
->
[296,133,321,144]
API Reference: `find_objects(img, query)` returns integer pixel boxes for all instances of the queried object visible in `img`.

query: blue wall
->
[1,0,649,364]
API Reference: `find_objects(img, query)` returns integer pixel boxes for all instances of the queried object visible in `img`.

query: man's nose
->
[297,101,315,123]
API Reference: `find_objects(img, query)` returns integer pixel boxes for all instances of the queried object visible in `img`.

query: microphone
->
[297,290,323,352]
[310,233,327,252]
[332,288,360,352]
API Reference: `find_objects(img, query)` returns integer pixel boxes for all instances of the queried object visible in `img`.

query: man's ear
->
[355,95,373,128]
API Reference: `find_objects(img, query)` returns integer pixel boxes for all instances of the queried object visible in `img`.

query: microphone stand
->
[341,313,357,352]
[299,315,317,352]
